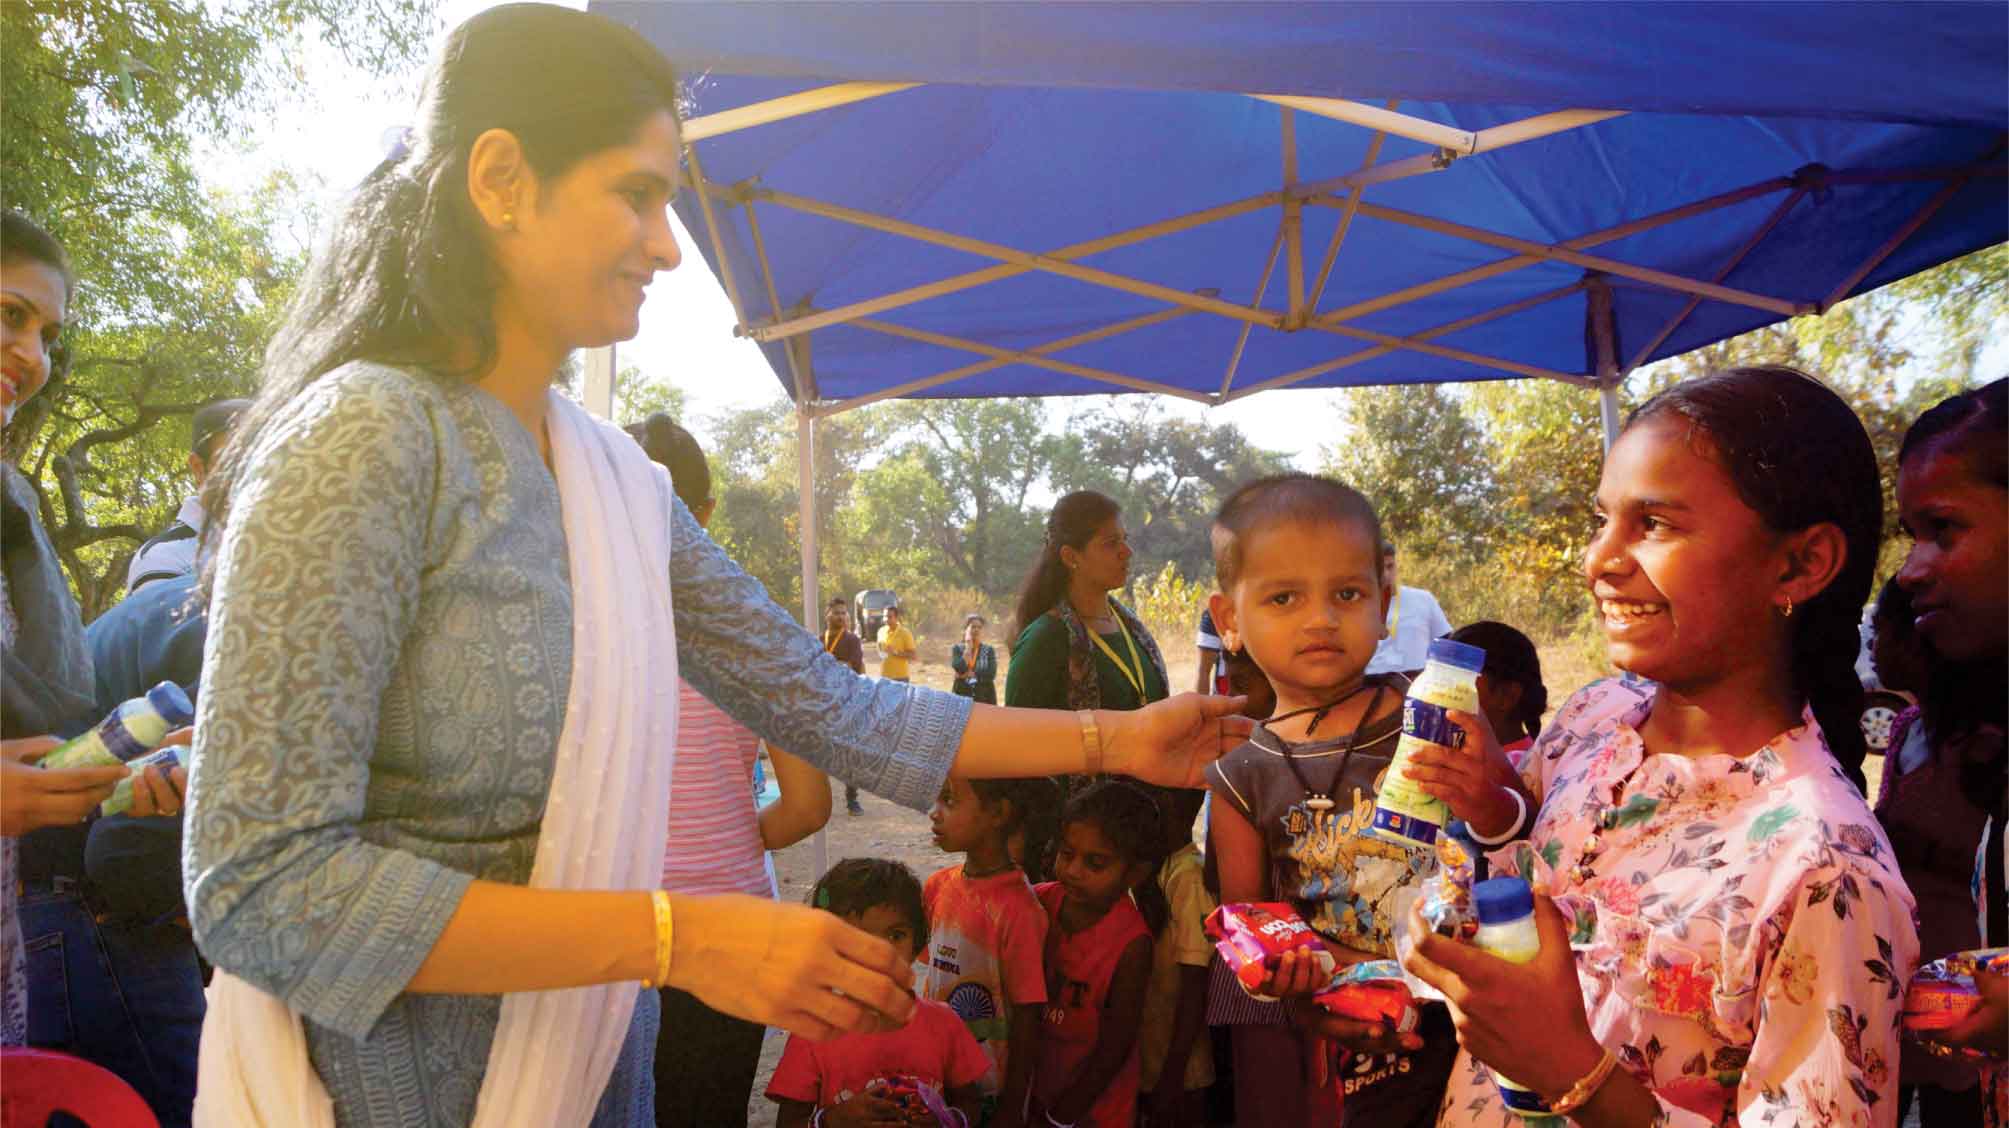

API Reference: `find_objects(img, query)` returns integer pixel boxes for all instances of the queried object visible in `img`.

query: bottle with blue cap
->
[1471,876,1554,1117]
[1372,637,1485,848]
[40,681,194,775]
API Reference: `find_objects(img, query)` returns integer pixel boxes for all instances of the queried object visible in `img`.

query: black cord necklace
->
[1259,680,1388,813]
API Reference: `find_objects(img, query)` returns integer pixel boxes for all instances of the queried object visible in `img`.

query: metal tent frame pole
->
[796,397,828,880]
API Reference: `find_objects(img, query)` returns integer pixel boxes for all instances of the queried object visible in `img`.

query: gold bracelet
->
[1546,1046,1618,1117]
[641,891,673,988]
[1077,709,1102,776]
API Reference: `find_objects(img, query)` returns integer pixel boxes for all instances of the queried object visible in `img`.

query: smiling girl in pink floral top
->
[1393,368,1919,1127]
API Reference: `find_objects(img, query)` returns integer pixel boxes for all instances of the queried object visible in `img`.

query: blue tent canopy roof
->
[596,1,2007,408]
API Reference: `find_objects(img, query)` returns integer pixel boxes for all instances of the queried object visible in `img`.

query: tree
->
[2,0,434,616]
[1320,382,1501,566]
[613,367,688,426]
[1050,400,1291,586]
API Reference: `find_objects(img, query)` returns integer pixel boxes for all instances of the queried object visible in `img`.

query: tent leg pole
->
[797,405,829,882]
[1600,384,1622,453]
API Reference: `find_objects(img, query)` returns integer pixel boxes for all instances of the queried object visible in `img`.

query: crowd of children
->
[766,370,2003,1128]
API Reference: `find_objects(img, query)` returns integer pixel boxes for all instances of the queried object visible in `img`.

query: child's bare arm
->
[1045,936,1153,1123]
[1208,798,1268,904]
[998,1003,1042,1128]
[774,1099,815,1128]
[759,744,833,850]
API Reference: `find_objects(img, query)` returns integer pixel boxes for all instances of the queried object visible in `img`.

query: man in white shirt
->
[1366,541,1453,678]
[125,398,248,592]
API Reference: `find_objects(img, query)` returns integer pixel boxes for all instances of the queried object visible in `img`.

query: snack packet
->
[1206,902,1334,999]
[1312,960,1421,1033]
[872,1074,964,1126]
[1903,947,2009,1062]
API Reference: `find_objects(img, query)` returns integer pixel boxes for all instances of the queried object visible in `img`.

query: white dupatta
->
[195,392,680,1126]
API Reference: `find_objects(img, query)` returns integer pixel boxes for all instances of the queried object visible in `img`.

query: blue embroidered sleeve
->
[665,495,971,811]
[184,367,473,1041]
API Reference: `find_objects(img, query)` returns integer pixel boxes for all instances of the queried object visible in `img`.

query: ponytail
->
[970,776,1062,882]
[1059,780,1170,935]
[1629,367,1882,794]
[1013,491,1120,644]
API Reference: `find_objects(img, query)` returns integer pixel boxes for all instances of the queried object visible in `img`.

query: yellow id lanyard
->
[1086,601,1148,699]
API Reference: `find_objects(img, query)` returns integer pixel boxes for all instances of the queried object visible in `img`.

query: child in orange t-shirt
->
[923,777,1056,1127]
[1031,782,1162,1128]
[767,859,989,1127]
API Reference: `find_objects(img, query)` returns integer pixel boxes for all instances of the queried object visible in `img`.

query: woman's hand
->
[1398,708,1526,840]
[1103,694,1254,787]
[1,735,128,835]
[1401,894,1602,1097]
[665,894,917,1043]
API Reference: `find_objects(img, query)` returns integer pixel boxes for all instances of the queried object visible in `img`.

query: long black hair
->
[1013,490,1120,644]
[968,776,1062,881]
[1448,620,1548,744]
[198,3,681,587]
[1058,780,1170,935]
[1628,366,1881,793]
[1898,378,2006,815]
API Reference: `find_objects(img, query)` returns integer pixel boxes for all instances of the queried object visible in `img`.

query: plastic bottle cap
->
[1472,877,1534,925]
[144,681,195,728]
[1426,638,1486,674]
[1445,819,1474,845]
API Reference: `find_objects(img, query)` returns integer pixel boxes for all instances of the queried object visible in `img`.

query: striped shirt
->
[660,679,774,898]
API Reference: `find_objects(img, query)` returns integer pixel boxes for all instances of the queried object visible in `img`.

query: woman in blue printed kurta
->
[183,8,1249,1126]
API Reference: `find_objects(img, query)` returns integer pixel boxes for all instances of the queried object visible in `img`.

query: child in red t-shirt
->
[1031,782,1162,1128]
[767,859,989,1127]
[923,777,1056,1127]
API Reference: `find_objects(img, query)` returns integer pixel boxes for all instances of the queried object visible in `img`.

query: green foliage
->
[613,367,688,426]
[1322,383,1501,565]
[1127,561,1214,656]
[2,0,432,617]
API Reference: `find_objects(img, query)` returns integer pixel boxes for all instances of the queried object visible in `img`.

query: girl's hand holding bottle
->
[1397,707,1531,842]
[0,735,127,833]
[1398,893,1602,1098]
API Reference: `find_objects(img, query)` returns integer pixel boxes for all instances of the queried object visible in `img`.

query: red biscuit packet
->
[1205,902,1335,997]
[1313,978,1422,1034]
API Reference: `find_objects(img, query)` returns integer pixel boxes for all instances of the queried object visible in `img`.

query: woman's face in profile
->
[494,110,684,350]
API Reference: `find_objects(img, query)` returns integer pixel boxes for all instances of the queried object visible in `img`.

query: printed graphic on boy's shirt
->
[1281,770,1432,954]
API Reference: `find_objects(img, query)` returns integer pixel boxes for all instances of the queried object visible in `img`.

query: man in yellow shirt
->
[853,605,916,815]
[875,604,917,682]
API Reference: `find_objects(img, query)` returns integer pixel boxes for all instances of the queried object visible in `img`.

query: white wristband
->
[1466,786,1529,846]
[1045,1112,1076,1128]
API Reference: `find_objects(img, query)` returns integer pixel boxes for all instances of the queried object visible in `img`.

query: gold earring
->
[1781,595,1795,618]
[501,210,515,229]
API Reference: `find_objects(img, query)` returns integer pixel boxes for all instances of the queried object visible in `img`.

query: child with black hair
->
[768,858,990,1128]
[923,778,1057,1127]
[1030,781,1163,1127]
[1446,620,1549,765]
[1138,787,1215,1127]
[1388,367,1916,1126]
[1204,473,1525,1128]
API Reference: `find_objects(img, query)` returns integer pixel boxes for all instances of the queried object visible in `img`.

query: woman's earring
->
[501,211,515,229]
[1781,595,1795,618]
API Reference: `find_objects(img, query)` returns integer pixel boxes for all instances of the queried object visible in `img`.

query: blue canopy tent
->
[588,1,2003,869]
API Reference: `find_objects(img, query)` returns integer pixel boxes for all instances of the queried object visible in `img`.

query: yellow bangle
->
[1546,1046,1618,1117]
[1077,710,1102,776]
[642,891,673,988]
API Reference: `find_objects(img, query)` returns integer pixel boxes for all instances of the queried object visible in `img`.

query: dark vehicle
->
[854,589,899,643]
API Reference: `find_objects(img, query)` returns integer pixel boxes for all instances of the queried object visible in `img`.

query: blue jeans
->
[19,876,204,1128]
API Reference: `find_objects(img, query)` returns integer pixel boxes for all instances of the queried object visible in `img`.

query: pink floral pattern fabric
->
[1436,678,1918,1128]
